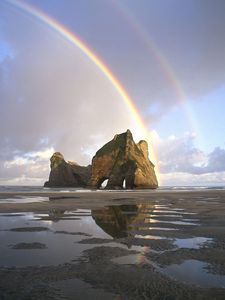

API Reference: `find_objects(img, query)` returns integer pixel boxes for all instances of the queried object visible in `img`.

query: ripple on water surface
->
[1,199,224,292]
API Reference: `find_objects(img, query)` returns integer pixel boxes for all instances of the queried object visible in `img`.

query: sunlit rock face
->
[44,130,158,189]
[89,130,158,189]
[44,152,91,187]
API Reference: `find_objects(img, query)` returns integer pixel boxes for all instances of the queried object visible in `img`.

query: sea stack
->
[89,129,158,189]
[44,152,91,188]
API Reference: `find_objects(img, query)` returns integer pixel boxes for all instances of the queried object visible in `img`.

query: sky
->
[0,0,225,186]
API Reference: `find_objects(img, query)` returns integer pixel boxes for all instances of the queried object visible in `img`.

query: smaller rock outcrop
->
[89,129,158,189]
[44,152,91,188]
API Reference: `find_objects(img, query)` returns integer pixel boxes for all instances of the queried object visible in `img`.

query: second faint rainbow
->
[5,0,160,180]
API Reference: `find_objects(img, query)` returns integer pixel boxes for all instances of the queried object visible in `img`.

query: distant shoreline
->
[0,188,224,196]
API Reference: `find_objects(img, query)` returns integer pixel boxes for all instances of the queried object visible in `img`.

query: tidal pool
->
[163,259,225,288]
[174,237,212,249]
[0,195,224,299]
[0,210,110,266]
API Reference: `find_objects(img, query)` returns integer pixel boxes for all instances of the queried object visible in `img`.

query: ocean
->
[0,185,224,193]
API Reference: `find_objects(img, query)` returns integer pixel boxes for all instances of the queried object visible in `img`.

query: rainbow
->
[113,1,201,140]
[5,0,160,181]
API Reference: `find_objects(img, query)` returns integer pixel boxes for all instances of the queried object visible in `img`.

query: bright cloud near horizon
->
[0,0,225,186]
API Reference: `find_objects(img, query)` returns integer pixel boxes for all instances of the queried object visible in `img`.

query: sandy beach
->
[0,188,224,212]
[0,189,225,299]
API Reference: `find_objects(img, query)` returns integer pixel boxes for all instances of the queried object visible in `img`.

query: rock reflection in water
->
[49,208,66,220]
[35,197,87,222]
[92,204,154,239]
[34,208,66,222]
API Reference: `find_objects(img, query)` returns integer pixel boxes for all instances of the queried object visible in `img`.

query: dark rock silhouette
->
[89,130,158,189]
[44,152,91,187]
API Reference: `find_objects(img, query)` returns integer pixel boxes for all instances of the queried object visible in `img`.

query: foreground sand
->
[0,189,225,299]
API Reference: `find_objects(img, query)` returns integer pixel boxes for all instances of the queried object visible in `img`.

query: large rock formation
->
[89,129,158,189]
[44,152,91,188]
[44,130,158,189]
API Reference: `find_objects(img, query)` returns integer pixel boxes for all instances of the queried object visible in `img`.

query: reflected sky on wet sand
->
[0,195,224,290]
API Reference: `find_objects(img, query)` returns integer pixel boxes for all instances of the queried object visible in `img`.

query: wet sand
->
[0,189,224,212]
[0,189,225,299]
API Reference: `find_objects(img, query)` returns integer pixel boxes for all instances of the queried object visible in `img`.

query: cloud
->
[153,132,225,176]
[3,130,225,186]
[1,2,225,186]
[0,147,53,185]
[0,6,145,184]
[188,147,225,175]
[2,0,225,128]
[155,133,206,174]
[105,0,225,122]
[161,172,225,187]
[0,7,139,158]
